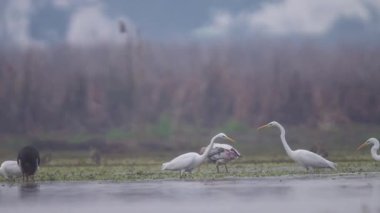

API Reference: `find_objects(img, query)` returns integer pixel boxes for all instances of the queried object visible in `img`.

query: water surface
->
[1,173,379,213]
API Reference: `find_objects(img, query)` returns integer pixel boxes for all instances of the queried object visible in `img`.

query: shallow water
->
[1,173,380,213]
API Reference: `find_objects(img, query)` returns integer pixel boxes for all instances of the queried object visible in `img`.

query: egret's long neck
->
[201,135,218,160]
[370,144,380,161]
[276,124,293,157]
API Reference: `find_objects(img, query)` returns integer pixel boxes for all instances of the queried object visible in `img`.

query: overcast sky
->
[0,0,379,47]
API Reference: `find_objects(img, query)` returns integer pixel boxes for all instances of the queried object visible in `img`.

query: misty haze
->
[1,1,380,213]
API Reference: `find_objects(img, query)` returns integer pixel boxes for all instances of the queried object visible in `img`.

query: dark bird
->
[118,19,127,34]
[200,143,241,173]
[17,146,40,182]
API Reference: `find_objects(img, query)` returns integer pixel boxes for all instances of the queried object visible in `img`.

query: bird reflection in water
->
[19,182,39,199]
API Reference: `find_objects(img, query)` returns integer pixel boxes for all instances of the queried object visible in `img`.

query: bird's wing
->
[213,143,233,150]
[230,147,241,157]
[2,161,22,177]
[1,161,18,167]
[163,152,198,170]
[212,143,241,158]
[208,148,226,161]
[294,149,335,168]
[208,147,224,157]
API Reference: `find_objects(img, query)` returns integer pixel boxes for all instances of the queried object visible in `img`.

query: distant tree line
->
[0,40,379,134]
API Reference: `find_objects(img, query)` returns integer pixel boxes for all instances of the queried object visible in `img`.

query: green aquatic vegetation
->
[1,159,379,182]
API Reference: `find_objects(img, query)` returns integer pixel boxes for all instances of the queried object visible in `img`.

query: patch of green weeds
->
[1,158,379,183]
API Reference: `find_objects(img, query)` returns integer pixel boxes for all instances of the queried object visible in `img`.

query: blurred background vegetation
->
[0,38,380,162]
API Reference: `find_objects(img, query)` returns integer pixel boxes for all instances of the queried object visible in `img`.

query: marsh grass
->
[1,157,379,182]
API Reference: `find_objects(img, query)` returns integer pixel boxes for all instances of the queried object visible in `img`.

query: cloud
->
[52,0,101,10]
[52,0,74,9]
[247,0,370,35]
[0,0,137,47]
[66,2,137,46]
[194,0,379,38]
[193,11,233,38]
[0,0,43,47]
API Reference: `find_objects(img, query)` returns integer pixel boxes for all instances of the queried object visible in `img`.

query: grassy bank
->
[1,123,379,182]
[1,157,380,182]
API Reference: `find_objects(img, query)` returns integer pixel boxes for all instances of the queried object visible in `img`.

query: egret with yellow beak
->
[162,133,236,178]
[257,121,337,171]
[357,138,380,161]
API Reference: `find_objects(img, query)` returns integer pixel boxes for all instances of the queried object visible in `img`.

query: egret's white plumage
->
[200,143,241,173]
[357,138,380,161]
[0,160,22,180]
[258,121,337,170]
[162,133,235,177]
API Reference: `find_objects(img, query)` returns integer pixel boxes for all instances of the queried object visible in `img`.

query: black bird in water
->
[17,146,40,181]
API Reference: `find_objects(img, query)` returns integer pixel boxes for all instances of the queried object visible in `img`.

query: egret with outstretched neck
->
[162,133,236,178]
[357,138,380,161]
[257,121,337,170]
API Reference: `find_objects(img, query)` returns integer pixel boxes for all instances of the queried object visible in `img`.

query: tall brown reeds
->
[0,39,379,134]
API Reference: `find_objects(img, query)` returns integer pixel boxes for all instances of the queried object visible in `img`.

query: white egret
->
[17,146,40,181]
[257,121,337,170]
[200,143,241,173]
[0,160,22,180]
[162,133,236,178]
[357,138,380,161]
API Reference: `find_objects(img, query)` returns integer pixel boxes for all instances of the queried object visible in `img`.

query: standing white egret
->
[200,143,241,173]
[162,133,236,178]
[0,160,22,180]
[257,121,337,170]
[357,138,380,161]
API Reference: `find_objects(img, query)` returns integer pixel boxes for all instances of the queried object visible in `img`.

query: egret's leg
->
[197,165,201,173]
[180,170,184,179]
[189,170,194,179]
[216,164,220,173]
[224,164,229,173]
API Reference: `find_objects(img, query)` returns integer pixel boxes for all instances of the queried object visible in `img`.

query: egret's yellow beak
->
[257,124,268,130]
[357,142,368,151]
[226,136,236,143]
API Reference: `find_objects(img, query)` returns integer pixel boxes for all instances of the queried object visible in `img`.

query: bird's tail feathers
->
[329,161,337,170]
[161,162,169,170]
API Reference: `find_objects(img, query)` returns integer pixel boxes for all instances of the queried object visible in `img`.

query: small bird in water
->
[17,146,40,182]
[0,160,22,180]
[200,143,241,173]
